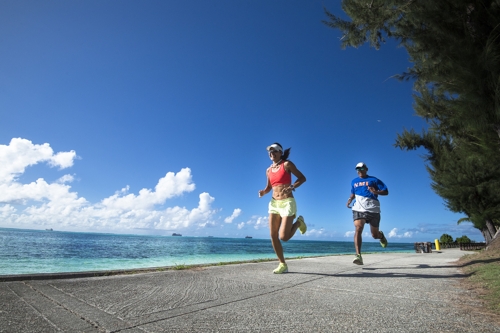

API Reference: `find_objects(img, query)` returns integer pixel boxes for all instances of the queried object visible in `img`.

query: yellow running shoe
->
[379,231,388,248]
[273,263,288,274]
[353,254,363,265]
[297,215,307,234]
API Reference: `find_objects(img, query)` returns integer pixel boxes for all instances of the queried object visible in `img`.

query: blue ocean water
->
[0,228,415,275]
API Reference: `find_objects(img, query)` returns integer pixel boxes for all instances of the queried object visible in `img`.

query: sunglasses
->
[356,167,366,171]
[269,150,281,154]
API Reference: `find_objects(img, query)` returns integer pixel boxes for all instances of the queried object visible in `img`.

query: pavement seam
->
[26,282,144,333]
[6,283,63,332]
[116,275,326,332]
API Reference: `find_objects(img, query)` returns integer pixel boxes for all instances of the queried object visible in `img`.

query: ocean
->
[0,228,415,275]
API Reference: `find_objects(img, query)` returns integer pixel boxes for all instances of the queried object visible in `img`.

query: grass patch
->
[470,263,500,311]
[173,264,189,270]
[457,246,500,315]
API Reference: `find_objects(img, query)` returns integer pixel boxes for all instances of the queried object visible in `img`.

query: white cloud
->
[243,215,268,230]
[224,208,241,223]
[56,174,75,184]
[0,178,82,203]
[233,215,267,230]
[50,151,78,169]
[0,138,223,233]
[388,228,414,238]
[0,204,15,216]
[100,168,196,211]
[0,138,77,184]
[306,228,326,236]
[344,231,355,237]
[344,230,372,238]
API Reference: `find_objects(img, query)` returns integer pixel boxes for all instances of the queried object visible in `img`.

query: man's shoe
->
[273,263,288,274]
[297,215,307,234]
[353,254,363,265]
[379,231,388,248]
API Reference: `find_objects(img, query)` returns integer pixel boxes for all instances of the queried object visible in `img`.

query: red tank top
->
[268,162,292,186]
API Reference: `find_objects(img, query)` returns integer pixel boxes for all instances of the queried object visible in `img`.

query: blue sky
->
[0,0,482,242]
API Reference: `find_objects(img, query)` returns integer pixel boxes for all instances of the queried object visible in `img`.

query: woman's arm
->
[284,161,306,190]
[258,168,272,197]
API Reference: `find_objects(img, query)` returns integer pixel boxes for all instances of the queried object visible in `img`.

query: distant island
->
[45,228,53,231]
[172,233,182,236]
[245,236,252,239]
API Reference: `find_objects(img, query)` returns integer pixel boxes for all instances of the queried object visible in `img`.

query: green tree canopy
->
[323,0,500,142]
[324,0,500,243]
[455,235,472,243]
[440,234,454,243]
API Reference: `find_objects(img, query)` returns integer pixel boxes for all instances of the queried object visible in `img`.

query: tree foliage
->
[323,0,500,243]
[440,233,454,243]
[456,235,472,243]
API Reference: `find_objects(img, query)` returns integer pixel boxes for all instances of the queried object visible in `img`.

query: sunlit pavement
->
[1,249,499,333]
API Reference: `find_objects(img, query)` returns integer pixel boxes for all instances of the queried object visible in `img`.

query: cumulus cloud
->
[243,215,267,230]
[388,228,414,238]
[56,174,75,184]
[344,231,355,237]
[224,208,242,223]
[0,138,77,184]
[306,228,326,236]
[0,138,220,233]
[100,168,196,211]
[344,230,372,238]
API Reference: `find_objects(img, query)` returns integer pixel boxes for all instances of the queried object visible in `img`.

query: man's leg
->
[369,215,387,248]
[353,219,365,255]
[370,224,383,239]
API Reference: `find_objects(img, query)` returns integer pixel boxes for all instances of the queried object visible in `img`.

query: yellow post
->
[435,239,441,251]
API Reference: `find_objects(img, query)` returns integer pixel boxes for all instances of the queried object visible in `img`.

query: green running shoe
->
[353,254,363,265]
[297,215,307,234]
[273,263,288,274]
[379,231,388,248]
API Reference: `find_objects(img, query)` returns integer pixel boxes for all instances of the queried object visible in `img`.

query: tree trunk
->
[493,228,500,243]
[494,124,500,141]
[481,227,493,244]
[485,219,497,239]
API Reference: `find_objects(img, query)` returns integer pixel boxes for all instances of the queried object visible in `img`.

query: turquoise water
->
[0,228,414,275]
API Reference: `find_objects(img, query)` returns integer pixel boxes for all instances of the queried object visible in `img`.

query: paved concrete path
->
[1,249,499,333]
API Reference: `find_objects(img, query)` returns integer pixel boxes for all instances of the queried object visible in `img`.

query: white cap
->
[266,143,283,152]
[355,162,367,169]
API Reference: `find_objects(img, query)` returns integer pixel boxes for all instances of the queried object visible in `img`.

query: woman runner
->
[258,142,307,274]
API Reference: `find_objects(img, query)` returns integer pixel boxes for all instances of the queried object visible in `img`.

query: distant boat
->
[172,233,182,236]
[245,236,252,239]
[45,228,53,231]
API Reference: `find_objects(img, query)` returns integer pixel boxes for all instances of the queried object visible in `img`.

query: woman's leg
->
[269,213,286,263]
[279,215,299,241]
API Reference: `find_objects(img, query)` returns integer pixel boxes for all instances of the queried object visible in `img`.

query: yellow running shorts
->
[268,198,297,217]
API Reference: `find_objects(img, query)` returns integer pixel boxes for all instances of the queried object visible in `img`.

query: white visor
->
[266,144,282,152]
